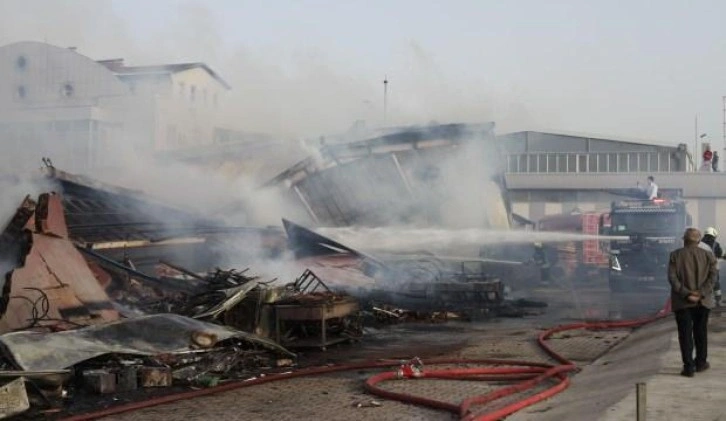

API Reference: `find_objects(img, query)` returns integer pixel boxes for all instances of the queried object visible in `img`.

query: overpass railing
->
[505,151,690,174]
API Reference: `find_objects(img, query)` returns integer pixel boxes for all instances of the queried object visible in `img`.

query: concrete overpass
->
[505,170,726,230]
[492,131,726,228]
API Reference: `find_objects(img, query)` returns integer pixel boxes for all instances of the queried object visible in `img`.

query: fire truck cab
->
[607,198,691,292]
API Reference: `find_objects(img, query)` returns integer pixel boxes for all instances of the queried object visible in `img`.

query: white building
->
[0,41,230,173]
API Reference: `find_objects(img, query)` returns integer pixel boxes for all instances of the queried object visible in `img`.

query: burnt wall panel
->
[297,155,411,226]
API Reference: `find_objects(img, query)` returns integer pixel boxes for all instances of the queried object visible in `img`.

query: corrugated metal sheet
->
[0,193,119,333]
[46,167,219,245]
[0,314,292,371]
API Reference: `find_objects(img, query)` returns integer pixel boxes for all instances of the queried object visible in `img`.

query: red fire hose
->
[60,300,671,421]
[364,300,671,421]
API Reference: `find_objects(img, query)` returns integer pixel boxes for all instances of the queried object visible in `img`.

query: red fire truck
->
[536,211,611,282]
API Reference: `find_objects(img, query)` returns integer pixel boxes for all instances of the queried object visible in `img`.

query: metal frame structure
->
[505,150,682,174]
[265,123,503,227]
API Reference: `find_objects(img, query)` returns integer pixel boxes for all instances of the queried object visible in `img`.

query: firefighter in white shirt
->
[636,175,658,200]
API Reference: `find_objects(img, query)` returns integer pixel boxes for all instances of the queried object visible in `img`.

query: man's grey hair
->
[684,228,702,245]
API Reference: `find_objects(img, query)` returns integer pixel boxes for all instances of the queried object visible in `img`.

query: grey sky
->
[3,0,726,146]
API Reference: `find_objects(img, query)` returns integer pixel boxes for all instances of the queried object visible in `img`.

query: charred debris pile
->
[0,166,544,418]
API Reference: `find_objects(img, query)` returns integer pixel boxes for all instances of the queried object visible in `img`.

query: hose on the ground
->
[60,300,671,421]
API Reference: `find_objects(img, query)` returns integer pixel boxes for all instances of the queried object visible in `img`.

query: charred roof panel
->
[267,123,503,227]
[45,168,221,245]
[98,59,231,90]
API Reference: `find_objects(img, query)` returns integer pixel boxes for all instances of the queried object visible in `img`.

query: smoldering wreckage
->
[0,126,550,419]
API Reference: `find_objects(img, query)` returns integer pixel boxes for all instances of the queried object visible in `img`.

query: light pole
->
[694,116,707,156]
[383,76,388,126]
[693,114,698,155]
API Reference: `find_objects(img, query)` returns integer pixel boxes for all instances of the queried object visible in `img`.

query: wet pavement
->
[95,279,672,421]
[102,325,630,421]
[601,309,726,421]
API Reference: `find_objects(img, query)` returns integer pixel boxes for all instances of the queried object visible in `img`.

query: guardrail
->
[505,151,689,174]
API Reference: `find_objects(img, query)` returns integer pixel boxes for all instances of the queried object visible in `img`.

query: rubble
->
[370,305,468,324]
[82,370,116,394]
[0,378,30,418]
[0,314,292,372]
[77,244,270,323]
[0,164,551,418]
[257,275,362,349]
[283,219,549,320]
[0,182,304,417]
[283,219,510,317]
[83,235,364,351]
[0,188,303,416]
[138,367,172,388]
[0,313,295,417]
[366,299,547,325]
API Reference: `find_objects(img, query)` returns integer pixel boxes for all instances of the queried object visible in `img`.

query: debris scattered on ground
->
[272,270,362,349]
[0,378,30,418]
[0,166,551,418]
[0,314,295,418]
[0,314,293,373]
[370,305,468,324]
[354,400,383,408]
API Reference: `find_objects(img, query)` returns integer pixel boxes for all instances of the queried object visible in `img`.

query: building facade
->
[0,41,230,173]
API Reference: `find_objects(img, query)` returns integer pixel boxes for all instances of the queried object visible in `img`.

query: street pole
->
[383,76,388,126]
[695,115,698,158]
[636,382,647,420]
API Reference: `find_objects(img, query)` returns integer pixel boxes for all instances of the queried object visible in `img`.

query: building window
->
[190,85,196,102]
[61,83,74,98]
[16,85,26,99]
[16,56,27,71]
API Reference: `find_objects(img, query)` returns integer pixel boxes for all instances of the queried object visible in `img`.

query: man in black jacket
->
[669,228,718,377]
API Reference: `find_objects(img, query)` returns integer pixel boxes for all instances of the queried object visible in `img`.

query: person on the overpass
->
[700,227,724,305]
[713,151,720,172]
[703,146,714,170]
[636,175,658,200]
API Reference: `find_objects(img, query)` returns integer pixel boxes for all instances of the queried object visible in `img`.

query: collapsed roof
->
[39,167,284,274]
[45,167,222,247]
[266,123,512,228]
[98,58,231,90]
